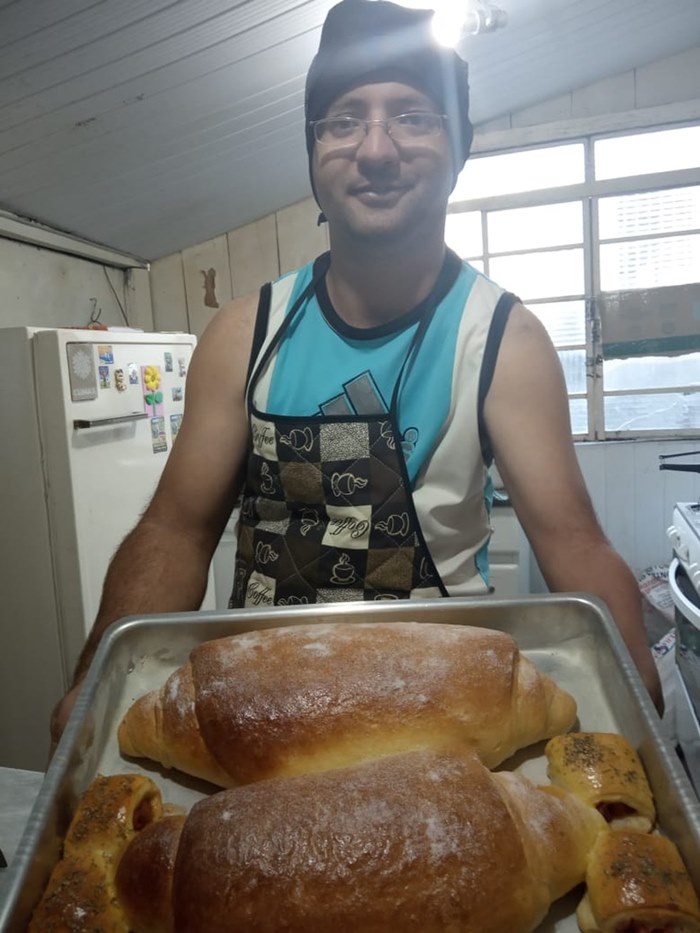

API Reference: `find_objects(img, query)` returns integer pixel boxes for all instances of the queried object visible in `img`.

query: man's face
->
[311,81,453,244]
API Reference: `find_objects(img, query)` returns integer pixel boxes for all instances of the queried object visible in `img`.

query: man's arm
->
[50,292,259,748]
[483,303,662,711]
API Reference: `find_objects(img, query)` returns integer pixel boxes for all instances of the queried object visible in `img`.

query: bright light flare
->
[389,1,506,44]
[389,1,466,47]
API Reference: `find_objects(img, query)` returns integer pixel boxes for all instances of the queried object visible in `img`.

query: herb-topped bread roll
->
[28,773,163,932]
[545,732,655,831]
[118,621,577,787]
[577,830,700,933]
[116,746,606,933]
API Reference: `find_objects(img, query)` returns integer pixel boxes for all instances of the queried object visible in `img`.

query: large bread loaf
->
[117,621,577,787]
[115,746,606,933]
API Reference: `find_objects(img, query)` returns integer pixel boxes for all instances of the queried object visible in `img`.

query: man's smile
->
[349,183,411,205]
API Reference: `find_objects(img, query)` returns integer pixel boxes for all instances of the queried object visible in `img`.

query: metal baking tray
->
[2,594,699,932]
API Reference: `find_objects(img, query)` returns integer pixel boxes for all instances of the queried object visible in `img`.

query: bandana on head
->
[304,0,474,209]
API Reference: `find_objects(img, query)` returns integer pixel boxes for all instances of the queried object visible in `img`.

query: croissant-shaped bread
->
[576,830,700,932]
[28,773,163,932]
[545,732,655,831]
[115,746,606,933]
[117,621,577,787]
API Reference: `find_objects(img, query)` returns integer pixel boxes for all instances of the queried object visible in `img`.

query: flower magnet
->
[142,365,164,417]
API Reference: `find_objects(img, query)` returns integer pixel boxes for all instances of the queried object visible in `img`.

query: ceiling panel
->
[0,0,698,260]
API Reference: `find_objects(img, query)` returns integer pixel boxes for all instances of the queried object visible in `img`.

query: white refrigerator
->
[0,327,217,770]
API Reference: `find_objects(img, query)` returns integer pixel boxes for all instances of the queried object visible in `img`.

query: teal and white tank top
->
[247,249,515,595]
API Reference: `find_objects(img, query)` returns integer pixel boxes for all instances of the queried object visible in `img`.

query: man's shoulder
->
[196,291,261,355]
[206,292,256,337]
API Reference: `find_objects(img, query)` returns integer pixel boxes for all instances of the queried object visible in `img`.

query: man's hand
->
[48,681,84,764]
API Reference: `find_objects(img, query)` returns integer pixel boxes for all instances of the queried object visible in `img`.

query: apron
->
[229,257,450,608]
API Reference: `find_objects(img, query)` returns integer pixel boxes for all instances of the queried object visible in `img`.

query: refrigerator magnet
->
[172,386,183,402]
[150,416,168,453]
[98,365,111,389]
[170,413,183,439]
[114,369,127,392]
[178,357,187,377]
[142,365,164,417]
[66,343,98,401]
[97,345,114,364]
[164,352,173,372]
[128,362,139,385]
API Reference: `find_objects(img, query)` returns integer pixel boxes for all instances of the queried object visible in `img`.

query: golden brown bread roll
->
[115,814,185,933]
[576,830,700,932]
[116,746,606,933]
[545,732,655,831]
[118,621,577,787]
[28,773,163,932]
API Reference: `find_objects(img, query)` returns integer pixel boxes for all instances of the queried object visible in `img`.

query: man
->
[51,0,661,747]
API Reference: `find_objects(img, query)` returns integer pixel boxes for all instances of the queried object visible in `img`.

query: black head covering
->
[304,0,474,206]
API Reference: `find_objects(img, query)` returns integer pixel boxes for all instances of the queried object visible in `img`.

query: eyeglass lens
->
[314,113,444,144]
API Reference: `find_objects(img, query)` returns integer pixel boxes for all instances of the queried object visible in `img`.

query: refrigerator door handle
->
[73,413,149,429]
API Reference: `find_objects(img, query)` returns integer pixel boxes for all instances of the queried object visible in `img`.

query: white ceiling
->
[1,0,699,261]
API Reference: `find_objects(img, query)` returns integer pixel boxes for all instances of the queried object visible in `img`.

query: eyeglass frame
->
[309,111,449,147]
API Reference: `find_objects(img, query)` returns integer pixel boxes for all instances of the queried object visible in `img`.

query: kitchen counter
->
[0,767,44,874]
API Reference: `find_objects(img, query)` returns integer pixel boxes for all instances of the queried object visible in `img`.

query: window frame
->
[447,118,700,441]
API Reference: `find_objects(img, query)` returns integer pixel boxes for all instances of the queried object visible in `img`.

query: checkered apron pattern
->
[229,275,448,608]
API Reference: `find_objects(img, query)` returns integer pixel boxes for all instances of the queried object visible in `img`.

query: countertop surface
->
[0,767,45,873]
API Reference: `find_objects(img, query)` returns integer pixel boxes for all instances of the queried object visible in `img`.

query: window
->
[447,126,700,439]
[598,187,700,291]
[594,126,700,179]
[444,211,482,266]
[451,143,585,200]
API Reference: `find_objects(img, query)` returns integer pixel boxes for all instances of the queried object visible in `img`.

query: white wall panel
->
[571,71,635,119]
[150,252,189,333]
[181,234,232,338]
[0,238,133,330]
[511,94,573,130]
[125,267,154,332]
[228,215,280,298]
[277,198,329,275]
[636,46,700,108]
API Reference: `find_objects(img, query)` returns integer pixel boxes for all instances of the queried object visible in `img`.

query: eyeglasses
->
[310,111,447,147]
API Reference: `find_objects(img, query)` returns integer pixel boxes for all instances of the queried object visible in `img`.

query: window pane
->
[488,202,583,252]
[530,300,586,346]
[600,234,700,290]
[599,187,700,239]
[604,391,700,431]
[558,349,586,394]
[450,144,584,202]
[603,353,700,391]
[489,248,584,301]
[569,398,589,435]
[595,126,700,180]
[445,211,482,258]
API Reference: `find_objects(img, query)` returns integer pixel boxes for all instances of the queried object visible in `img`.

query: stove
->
[666,551,700,796]
[660,453,700,796]
[667,502,700,596]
